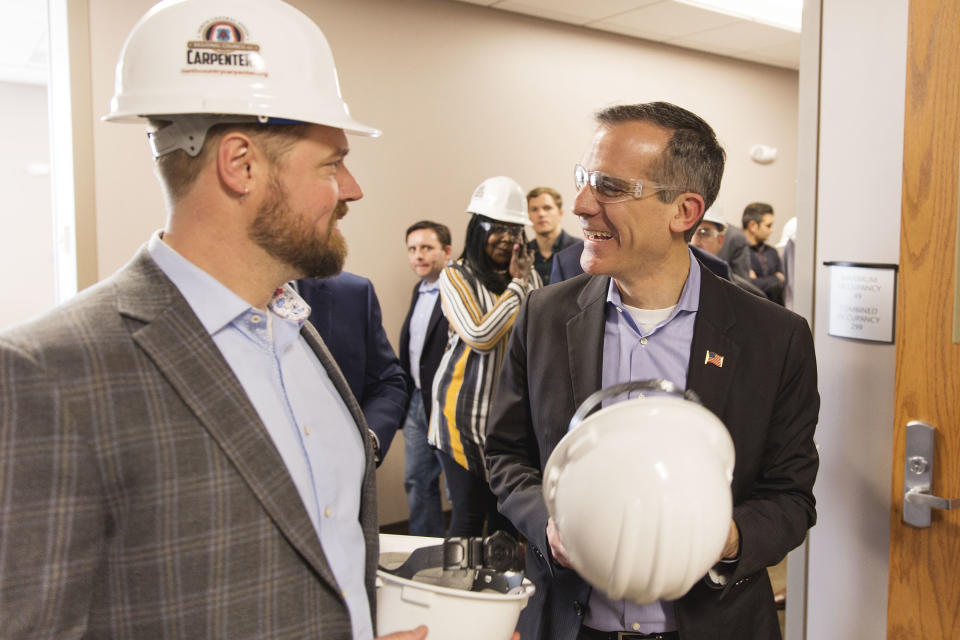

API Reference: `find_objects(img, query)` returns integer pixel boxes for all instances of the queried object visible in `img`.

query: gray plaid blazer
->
[0,248,379,638]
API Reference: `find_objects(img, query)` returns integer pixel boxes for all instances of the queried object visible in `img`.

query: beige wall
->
[84,0,800,524]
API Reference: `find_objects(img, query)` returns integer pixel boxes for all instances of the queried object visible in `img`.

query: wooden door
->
[887,1,960,637]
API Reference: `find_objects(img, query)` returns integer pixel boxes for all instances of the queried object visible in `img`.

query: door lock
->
[903,421,960,527]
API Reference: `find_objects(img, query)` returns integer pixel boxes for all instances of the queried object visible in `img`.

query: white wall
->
[82,0,800,524]
[805,1,908,637]
[0,81,54,330]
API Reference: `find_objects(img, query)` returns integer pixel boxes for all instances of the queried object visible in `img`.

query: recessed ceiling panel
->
[669,19,799,52]
[443,0,801,69]
[592,1,740,40]
[495,0,660,24]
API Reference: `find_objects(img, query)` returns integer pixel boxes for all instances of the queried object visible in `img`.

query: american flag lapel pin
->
[705,350,724,368]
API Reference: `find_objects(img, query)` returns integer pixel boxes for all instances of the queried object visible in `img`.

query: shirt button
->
[640,337,648,345]
[250,314,262,323]
[303,425,311,436]
[325,507,332,518]
[632,622,641,631]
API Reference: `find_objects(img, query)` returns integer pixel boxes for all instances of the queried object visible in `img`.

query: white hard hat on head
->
[701,205,727,230]
[105,0,379,156]
[377,533,535,639]
[543,380,735,604]
[467,176,532,226]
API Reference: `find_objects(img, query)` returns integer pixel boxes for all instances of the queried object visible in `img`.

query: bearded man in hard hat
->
[0,1,431,639]
[485,102,819,640]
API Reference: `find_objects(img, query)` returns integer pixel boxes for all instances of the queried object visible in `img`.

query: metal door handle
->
[904,487,960,511]
[903,420,960,527]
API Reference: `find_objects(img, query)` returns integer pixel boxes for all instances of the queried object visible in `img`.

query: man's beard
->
[248,173,348,278]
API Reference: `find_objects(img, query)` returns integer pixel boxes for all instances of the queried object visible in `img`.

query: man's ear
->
[217,131,256,199]
[716,232,726,249]
[443,245,453,260]
[670,193,705,235]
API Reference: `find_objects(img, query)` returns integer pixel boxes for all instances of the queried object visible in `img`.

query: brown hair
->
[526,186,562,210]
[150,120,310,202]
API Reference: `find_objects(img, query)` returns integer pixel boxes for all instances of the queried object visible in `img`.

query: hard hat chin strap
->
[568,378,703,432]
[381,531,526,594]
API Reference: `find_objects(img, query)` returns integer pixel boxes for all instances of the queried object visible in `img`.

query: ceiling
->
[0,0,800,87]
[449,0,801,70]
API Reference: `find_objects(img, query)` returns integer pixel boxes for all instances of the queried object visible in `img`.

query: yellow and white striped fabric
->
[428,261,541,476]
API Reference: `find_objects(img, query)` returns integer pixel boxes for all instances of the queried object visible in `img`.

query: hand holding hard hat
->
[542,379,736,604]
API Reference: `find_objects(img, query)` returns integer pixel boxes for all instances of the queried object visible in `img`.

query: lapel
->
[565,276,609,412]
[307,279,334,341]
[425,290,445,341]
[115,250,344,591]
[686,265,740,419]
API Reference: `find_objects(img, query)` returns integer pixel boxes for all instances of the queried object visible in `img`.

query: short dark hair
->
[405,220,452,248]
[595,102,726,241]
[526,186,562,210]
[742,202,774,230]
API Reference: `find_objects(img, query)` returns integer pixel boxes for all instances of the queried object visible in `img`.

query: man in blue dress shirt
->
[486,102,819,640]
[0,1,428,638]
[398,221,453,536]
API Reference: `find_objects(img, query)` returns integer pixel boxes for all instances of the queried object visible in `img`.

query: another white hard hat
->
[542,380,735,604]
[466,176,532,226]
[105,0,379,155]
[701,205,727,230]
[377,534,535,639]
[776,216,797,248]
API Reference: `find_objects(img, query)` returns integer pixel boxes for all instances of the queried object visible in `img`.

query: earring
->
[239,185,248,202]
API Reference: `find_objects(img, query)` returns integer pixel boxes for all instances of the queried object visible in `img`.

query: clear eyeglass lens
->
[575,164,639,203]
[696,227,719,238]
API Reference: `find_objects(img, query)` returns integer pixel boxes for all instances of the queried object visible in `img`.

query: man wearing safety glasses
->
[485,102,819,640]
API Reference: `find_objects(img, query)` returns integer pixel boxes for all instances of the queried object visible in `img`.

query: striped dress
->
[429,260,541,476]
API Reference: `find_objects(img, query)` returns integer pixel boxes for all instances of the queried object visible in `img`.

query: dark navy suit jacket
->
[297,272,408,463]
[398,281,449,421]
[549,241,731,284]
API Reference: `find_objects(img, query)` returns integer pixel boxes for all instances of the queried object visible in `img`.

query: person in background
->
[691,207,766,297]
[296,272,408,466]
[526,186,582,284]
[717,212,752,280]
[743,202,786,305]
[430,176,541,537]
[776,216,797,310]
[399,220,453,536]
[485,102,818,640]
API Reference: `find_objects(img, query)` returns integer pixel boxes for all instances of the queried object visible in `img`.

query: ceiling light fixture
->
[673,0,802,33]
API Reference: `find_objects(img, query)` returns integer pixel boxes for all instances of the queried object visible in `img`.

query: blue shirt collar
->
[605,247,702,318]
[147,231,310,334]
[418,278,440,294]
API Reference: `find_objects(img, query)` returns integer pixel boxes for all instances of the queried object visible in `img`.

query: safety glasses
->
[478,219,524,239]
[574,164,682,204]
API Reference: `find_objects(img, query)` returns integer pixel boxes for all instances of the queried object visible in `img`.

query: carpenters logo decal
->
[184,17,267,77]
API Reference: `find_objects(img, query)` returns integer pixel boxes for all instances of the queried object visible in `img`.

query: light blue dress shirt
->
[585,249,701,634]
[408,279,440,390]
[147,232,373,640]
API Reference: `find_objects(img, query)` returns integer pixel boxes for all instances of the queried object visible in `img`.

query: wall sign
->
[824,262,899,343]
